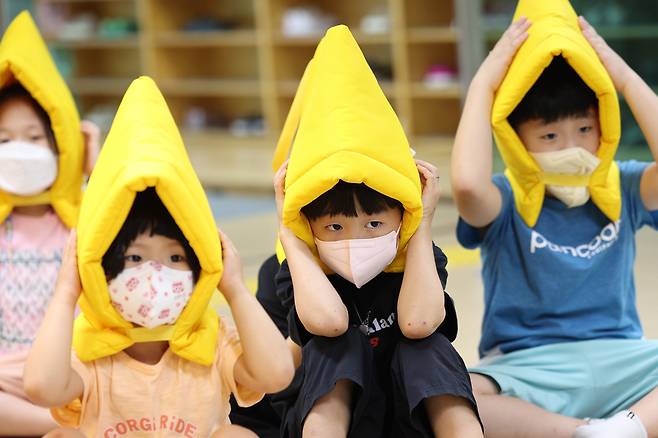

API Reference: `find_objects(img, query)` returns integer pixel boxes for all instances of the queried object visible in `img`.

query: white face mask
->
[314,227,399,289]
[530,147,601,208]
[0,141,58,196]
[108,261,195,329]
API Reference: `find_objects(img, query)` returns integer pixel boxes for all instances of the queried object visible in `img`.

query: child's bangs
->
[302,181,403,220]
[101,188,201,281]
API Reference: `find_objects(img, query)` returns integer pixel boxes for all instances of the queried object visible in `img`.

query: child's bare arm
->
[580,16,658,211]
[24,231,83,407]
[218,230,294,394]
[398,160,445,339]
[451,17,530,227]
[273,163,349,338]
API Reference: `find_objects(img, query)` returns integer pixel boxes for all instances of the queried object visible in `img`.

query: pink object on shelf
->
[423,64,458,89]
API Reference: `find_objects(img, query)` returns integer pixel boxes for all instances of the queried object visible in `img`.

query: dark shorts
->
[282,326,481,438]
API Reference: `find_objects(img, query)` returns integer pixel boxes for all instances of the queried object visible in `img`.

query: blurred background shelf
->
[0,0,471,191]
[2,0,654,191]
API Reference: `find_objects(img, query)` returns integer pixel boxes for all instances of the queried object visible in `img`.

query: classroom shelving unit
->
[14,0,472,190]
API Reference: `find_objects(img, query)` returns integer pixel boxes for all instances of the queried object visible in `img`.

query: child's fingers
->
[63,229,78,265]
[217,228,239,257]
[579,16,608,51]
[273,160,289,189]
[416,163,439,194]
[497,17,530,53]
[414,159,438,177]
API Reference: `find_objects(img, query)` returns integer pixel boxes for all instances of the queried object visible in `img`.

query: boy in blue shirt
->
[451,14,658,438]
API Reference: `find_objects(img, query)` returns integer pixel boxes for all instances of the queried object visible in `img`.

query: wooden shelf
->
[45,36,139,49]
[68,77,132,95]
[154,30,258,47]
[273,31,391,46]
[407,27,458,43]
[35,0,466,190]
[43,0,133,3]
[410,82,461,98]
[158,79,262,97]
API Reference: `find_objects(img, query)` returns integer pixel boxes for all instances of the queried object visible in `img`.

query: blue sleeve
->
[618,161,658,231]
[456,174,514,249]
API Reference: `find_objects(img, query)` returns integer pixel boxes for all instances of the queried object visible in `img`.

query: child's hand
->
[273,160,288,223]
[416,159,440,224]
[579,16,633,94]
[217,229,247,302]
[80,120,100,176]
[473,17,530,93]
[54,230,82,306]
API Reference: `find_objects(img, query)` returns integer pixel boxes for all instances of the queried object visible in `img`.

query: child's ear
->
[80,120,100,176]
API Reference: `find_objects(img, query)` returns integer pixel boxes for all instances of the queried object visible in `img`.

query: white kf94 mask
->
[0,141,57,196]
[531,147,601,208]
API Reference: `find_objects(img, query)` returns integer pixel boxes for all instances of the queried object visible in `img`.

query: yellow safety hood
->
[492,0,621,227]
[272,25,422,272]
[0,11,83,227]
[73,77,222,365]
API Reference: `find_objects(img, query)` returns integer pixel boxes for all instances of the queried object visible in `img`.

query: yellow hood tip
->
[73,76,222,365]
[272,24,423,272]
[0,10,84,228]
[492,0,621,227]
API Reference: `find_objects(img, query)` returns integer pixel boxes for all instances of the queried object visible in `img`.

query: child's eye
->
[540,133,557,140]
[0,138,9,143]
[579,126,592,133]
[125,255,142,263]
[170,254,186,263]
[366,221,383,229]
[325,223,343,231]
[30,135,45,142]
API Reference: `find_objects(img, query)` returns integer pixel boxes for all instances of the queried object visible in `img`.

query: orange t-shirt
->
[52,320,262,437]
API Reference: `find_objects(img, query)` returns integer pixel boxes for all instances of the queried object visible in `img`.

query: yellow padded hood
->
[73,76,222,366]
[491,0,621,227]
[272,25,422,272]
[0,11,83,228]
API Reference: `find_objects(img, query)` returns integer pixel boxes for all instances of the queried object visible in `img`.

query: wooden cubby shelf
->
[27,0,468,190]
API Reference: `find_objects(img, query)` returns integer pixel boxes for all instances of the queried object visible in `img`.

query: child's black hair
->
[0,83,56,149]
[301,180,403,220]
[102,188,201,282]
[508,56,598,129]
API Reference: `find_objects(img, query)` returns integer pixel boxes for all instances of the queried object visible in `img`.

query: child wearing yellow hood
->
[270,25,483,438]
[451,1,658,437]
[22,76,294,437]
[0,11,99,436]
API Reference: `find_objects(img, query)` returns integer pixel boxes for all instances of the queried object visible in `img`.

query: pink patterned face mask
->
[108,261,194,329]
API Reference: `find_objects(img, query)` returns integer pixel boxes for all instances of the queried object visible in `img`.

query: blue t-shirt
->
[458,161,658,358]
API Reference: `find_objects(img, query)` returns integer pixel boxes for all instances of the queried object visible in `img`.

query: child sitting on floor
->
[23,77,293,438]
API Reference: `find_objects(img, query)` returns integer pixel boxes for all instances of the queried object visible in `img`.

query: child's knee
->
[470,373,499,396]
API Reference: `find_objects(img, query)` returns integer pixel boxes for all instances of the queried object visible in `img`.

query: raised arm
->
[273,162,349,338]
[397,160,445,339]
[451,17,530,227]
[218,230,294,394]
[580,16,658,211]
[23,231,84,407]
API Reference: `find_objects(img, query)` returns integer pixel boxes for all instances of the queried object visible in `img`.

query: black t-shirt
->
[255,254,289,337]
[275,244,457,365]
